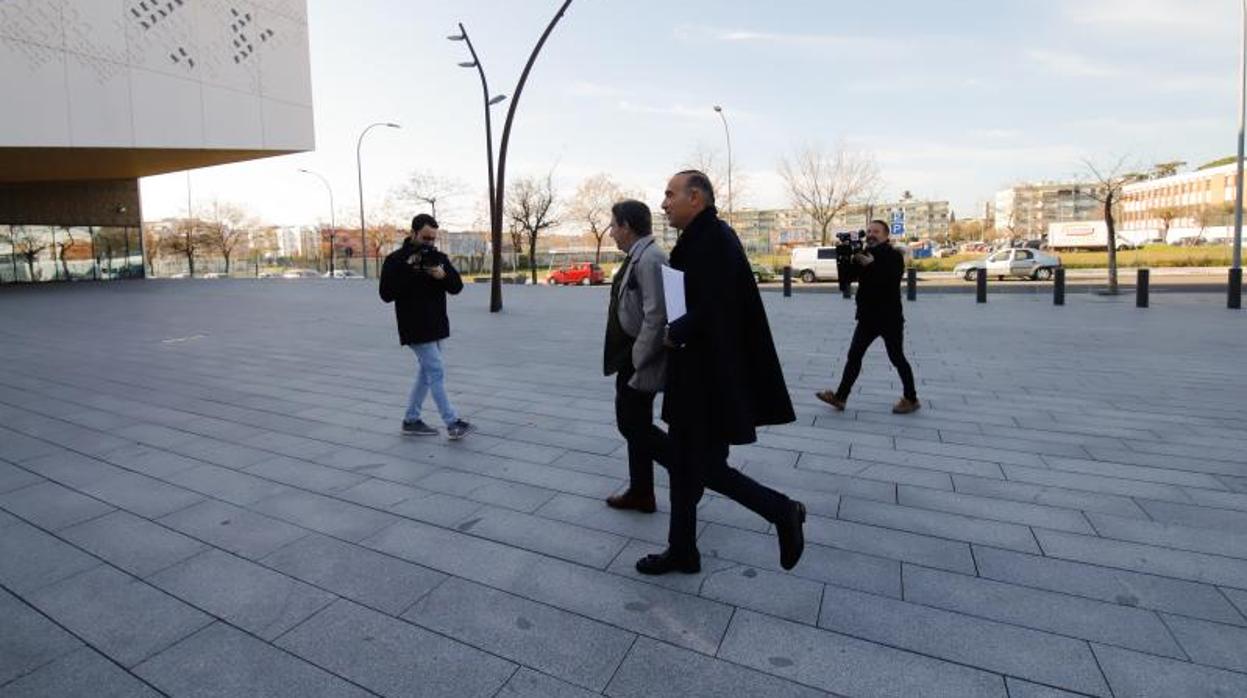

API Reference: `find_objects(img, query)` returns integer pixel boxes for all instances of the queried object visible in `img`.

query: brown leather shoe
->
[816,390,846,411]
[606,489,657,514]
[892,397,921,414]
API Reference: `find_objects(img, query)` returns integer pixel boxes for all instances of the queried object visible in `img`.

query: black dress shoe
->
[777,500,806,570]
[635,550,701,576]
[606,489,657,514]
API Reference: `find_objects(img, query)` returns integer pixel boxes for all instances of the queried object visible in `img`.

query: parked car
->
[750,262,776,283]
[167,272,190,279]
[546,262,605,286]
[953,248,1062,281]
[281,269,319,279]
[789,246,839,283]
[203,272,227,279]
[323,269,362,278]
[257,271,280,278]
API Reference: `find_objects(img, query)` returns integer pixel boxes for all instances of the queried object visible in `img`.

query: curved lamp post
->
[356,121,401,278]
[298,168,336,275]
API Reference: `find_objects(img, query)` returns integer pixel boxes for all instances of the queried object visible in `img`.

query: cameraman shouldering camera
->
[379,214,474,440]
[817,219,920,415]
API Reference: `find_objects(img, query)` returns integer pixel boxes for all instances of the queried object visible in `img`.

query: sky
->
[140,0,1240,230]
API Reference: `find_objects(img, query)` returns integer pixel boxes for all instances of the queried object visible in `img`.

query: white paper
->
[662,265,686,322]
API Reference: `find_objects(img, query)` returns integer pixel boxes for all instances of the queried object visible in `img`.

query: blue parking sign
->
[891,209,905,235]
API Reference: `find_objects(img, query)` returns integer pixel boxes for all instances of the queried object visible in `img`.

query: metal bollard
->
[906,268,917,301]
[1054,267,1065,306]
[1136,268,1149,308]
[782,266,792,298]
[1230,268,1243,310]
[976,267,987,303]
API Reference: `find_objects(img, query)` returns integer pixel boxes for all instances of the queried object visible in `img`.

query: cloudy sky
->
[140,0,1240,229]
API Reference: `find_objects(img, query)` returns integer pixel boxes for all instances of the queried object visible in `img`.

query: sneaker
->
[892,397,921,415]
[816,390,846,411]
[401,419,438,436]
[446,419,474,441]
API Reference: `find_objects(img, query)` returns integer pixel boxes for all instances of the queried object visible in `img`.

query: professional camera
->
[834,230,867,297]
[406,243,441,273]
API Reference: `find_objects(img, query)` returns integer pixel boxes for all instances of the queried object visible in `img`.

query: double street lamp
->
[713,105,734,228]
[298,168,336,275]
[357,122,401,278]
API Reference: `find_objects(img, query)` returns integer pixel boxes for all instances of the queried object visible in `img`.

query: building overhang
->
[0,147,302,184]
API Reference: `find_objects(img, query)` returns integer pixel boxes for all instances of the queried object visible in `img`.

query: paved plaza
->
[1,280,1246,697]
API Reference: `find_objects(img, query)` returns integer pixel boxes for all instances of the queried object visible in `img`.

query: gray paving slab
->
[817,585,1110,695]
[1001,463,1195,502]
[497,668,600,698]
[277,599,516,697]
[148,548,335,640]
[897,485,1096,534]
[1135,498,1247,534]
[849,444,1005,478]
[606,636,828,698]
[803,514,976,573]
[699,522,902,598]
[0,588,82,686]
[1042,455,1228,490]
[261,533,446,615]
[334,477,423,508]
[903,564,1185,657]
[162,462,296,505]
[0,461,42,494]
[158,498,310,559]
[415,468,559,512]
[250,489,399,542]
[95,442,204,479]
[60,510,207,578]
[973,545,1247,625]
[70,466,205,519]
[1034,528,1247,588]
[1003,678,1087,698]
[0,646,161,698]
[0,428,62,463]
[1087,511,1247,559]
[699,563,825,624]
[388,488,486,526]
[0,522,101,595]
[0,480,115,531]
[134,621,373,698]
[536,492,680,545]
[244,455,370,494]
[18,450,114,489]
[404,577,634,690]
[839,496,1041,552]
[1092,643,1247,698]
[451,504,629,568]
[951,474,1151,519]
[605,539,738,596]
[1224,588,1247,618]
[1162,614,1247,673]
[719,608,1006,697]
[29,565,212,667]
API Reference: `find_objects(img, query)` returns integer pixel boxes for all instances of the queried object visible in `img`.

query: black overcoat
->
[662,207,796,444]
[379,238,464,346]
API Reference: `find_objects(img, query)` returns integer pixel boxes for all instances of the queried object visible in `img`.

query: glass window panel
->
[8,226,57,282]
[56,226,95,281]
[0,226,15,283]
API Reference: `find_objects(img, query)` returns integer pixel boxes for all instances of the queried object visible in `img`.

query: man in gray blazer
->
[603,199,670,513]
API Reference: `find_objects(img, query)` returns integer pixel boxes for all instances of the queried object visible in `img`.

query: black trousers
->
[666,424,790,557]
[614,364,669,491]
[835,319,917,401]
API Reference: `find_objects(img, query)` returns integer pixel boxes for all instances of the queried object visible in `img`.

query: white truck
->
[1047,221,1153,250]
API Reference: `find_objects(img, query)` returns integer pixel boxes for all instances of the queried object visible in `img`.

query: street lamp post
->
[448,25,507,311]
[1232,0,1246,308]
[713,105,733,228]
[298,168,336,276]
[356,122,400,279]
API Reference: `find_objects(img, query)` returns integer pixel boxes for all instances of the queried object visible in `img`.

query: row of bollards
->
[777,264,1243,309]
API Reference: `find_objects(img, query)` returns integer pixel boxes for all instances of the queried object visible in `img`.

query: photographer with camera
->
[817,219,920,415]
[379,214,474,439]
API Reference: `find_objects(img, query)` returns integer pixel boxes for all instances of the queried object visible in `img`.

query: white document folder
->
[661,265,686,322]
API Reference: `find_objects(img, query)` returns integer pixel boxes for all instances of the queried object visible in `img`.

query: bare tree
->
[1084,157,1145,295]
[142,226,162,277]
[1154,205,1182,244]
[682,142,748,221]
[394,170,467,221]
[8,227,49,281]
[165,218,208,277]
[507,217,524,273]
[56,227,77,280]
[569,174,623,264]
[203,201,252,274]
[779,143,881,245]
[506,172,559,285]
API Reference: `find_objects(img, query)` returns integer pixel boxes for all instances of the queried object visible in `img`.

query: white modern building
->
[1,0,314,282]
[994,182,1102,240]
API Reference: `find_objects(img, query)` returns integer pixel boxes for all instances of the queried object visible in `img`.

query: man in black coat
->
[379,214,474,440]
[816,219,920,415]
[634,170,806,576]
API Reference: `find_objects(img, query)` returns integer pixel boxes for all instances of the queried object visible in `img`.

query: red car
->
[546,262,605,286]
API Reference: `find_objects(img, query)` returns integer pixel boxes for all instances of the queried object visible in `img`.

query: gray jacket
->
[616,235,668,392]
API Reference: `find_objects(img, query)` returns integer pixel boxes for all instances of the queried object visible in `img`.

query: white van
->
[789,246,839,283]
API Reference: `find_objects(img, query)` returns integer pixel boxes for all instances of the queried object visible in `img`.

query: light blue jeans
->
[405,341,459,426]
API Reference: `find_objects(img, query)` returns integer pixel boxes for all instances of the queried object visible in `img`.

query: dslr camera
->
[406,243,441,273]
[835,230,867,295]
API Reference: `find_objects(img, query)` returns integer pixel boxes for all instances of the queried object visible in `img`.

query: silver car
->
[954,248,1062,281]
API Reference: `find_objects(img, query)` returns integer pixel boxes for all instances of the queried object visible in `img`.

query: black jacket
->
[663,207,796,445]
[845,242,905,324]
[379,238,464,345]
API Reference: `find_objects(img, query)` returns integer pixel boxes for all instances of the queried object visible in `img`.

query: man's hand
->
[663,326,678,348]
[852,252,874,267]
[428,265,447,280]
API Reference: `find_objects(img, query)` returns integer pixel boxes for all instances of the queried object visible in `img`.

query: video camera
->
[835,230,867,295]
[406,243,441,273]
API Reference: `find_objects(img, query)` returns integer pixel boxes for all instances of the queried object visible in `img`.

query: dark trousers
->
[666,425,790,557]
[835,319,917,401]
[614,364,669,492]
